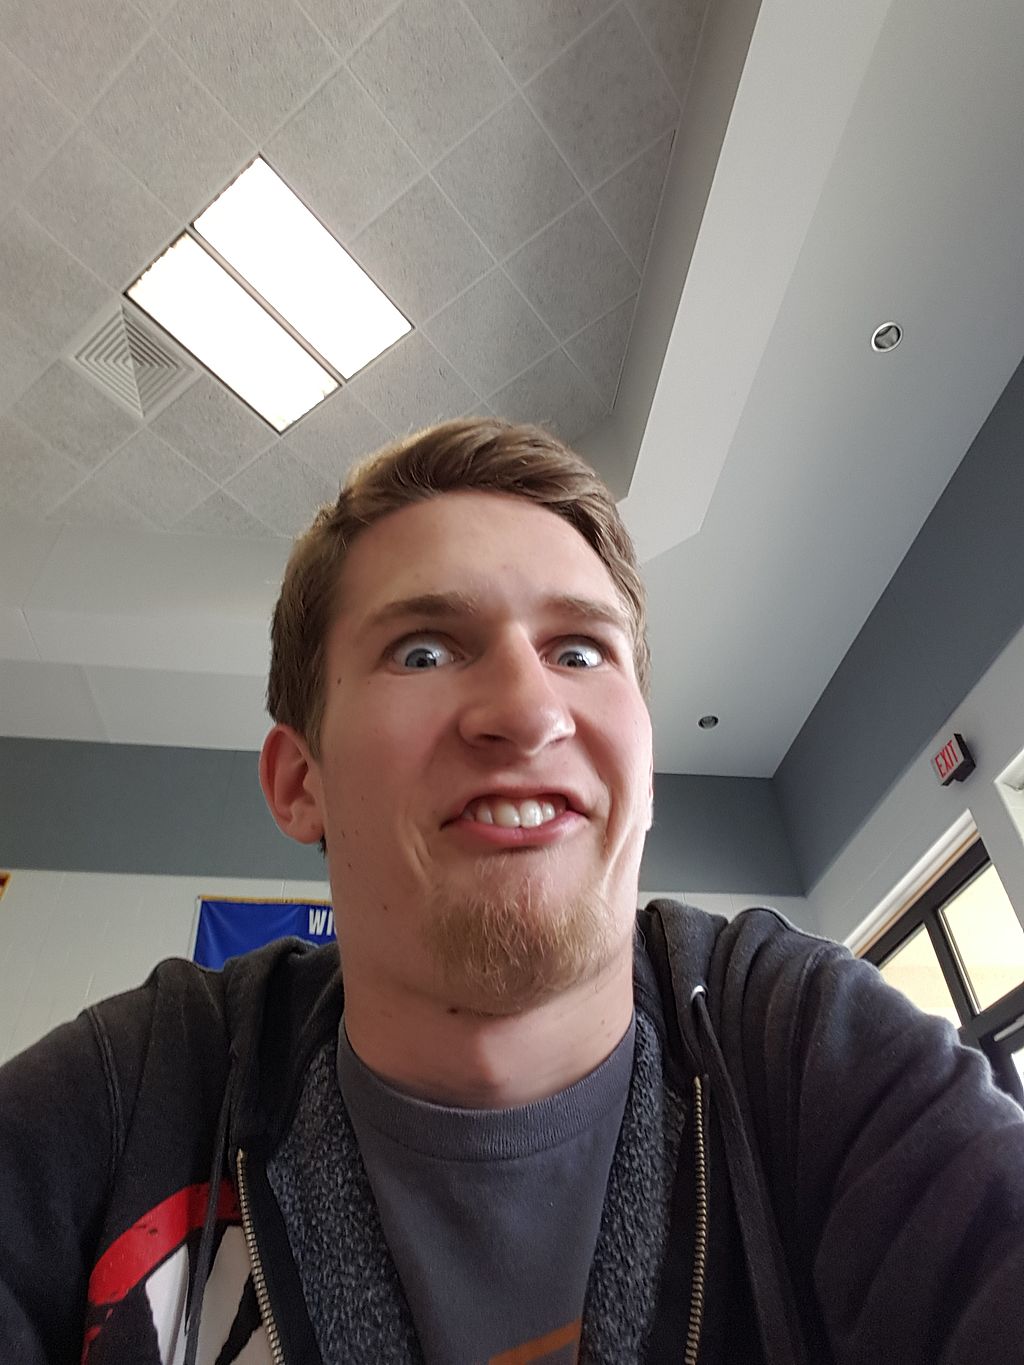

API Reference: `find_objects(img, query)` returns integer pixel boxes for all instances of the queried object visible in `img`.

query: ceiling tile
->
[348,332,478,434]
[348,0,515,163]
[0,210,110,352]
[20,130,179,291]
[93,429,216,528]
[225,445,337,536]
[10,362,140,470]
[461,0,615,82]
[504,199,638,340]
[0,314,49,409]
[0,660,106,742]
[160,0,337,141]
[0,44,75,201]
[285,0,398,58]
[48,477,157,530]
[0,607,42,664]
[490,348,607,444]
[352,177,492,324]
[89,36,255,220]
[173,490,272,537]
[0,416,83,519]
[564,295,636,402]
[424,269,554,397]
[593,130,674,270]
[625,0,709,100]
[0,0,150,115]
[0,518,62,609]
[150,376,276,483]
[265,67,420,239]
[526,4,677,189]
[432,96,581,259]
[282,388,391,480]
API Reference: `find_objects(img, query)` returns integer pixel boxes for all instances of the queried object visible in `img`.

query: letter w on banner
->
[193,899,335,969]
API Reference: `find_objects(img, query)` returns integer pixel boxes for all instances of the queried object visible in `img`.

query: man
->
[2,418,1022,1365]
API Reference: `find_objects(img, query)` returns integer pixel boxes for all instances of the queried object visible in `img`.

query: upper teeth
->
[462,796,564,828]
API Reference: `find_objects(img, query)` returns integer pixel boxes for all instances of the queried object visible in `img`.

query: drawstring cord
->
[691,986,807,1365]
[183,1079,234,1365]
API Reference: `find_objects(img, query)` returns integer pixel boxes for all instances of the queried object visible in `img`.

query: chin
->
[422,874,624,1015]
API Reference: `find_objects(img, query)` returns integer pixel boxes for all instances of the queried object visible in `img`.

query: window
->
[940,864,1024,1011]
[878,925,960,1027]
[865,840,1024,1104]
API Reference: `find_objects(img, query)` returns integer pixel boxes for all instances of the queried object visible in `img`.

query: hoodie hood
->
[220,937,345,1162]
[215,907,716,1162]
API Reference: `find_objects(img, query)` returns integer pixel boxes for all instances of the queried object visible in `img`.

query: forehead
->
[336,491,623,620]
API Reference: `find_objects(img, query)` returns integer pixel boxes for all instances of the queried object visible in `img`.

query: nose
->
[458,632,575,756]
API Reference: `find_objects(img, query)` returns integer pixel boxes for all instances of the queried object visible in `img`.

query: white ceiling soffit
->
[640,0,1024,774]
[613,0,897,558]
[0,518,287,749]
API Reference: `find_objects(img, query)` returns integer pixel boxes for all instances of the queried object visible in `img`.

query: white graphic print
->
[143,1229,273,1365]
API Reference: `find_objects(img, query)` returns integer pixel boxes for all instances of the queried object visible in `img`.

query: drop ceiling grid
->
[0,0,706,539]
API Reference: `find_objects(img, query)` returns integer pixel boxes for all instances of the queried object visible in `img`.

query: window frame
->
[990,1015,1024,1106]
[864,838,1024,1101]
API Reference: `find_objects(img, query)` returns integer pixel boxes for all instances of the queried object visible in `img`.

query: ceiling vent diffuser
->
[72,304,195,418]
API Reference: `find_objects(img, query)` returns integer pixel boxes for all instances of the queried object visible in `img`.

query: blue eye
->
[392,637,455,670]
[553,639,604,669]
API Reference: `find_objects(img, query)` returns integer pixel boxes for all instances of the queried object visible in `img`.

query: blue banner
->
[193,898,335,970]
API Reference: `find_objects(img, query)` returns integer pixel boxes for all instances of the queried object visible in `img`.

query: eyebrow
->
[360,591,633,639]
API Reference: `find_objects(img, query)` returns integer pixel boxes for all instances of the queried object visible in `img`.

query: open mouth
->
[457,794,570,830]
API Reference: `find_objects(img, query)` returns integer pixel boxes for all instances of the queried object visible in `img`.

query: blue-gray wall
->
[775,352,1024,890]
[0,737,323,879]
[643,773,801,893]
[0,736,802,894]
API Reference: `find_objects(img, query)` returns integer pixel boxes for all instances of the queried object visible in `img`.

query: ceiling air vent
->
[72,304,195,418]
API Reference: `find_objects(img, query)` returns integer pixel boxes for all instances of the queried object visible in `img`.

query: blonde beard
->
[423,860,621,1015]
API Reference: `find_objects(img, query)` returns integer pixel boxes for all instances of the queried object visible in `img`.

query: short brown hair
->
[267,417,650,755]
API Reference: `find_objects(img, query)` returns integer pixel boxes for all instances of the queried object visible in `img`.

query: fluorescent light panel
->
[127,235,337,432]
[194,158,411,379]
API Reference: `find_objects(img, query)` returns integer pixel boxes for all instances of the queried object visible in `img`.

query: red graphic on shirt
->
[87,1181,239,1309]
[81,1180,268,1365]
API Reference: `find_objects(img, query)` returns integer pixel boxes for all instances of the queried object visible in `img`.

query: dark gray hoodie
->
[1,901,1022,1364]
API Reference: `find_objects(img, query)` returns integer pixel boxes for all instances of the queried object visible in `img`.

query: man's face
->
[310,490,653,1014]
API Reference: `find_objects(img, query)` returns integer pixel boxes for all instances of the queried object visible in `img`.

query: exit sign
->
[932,733,975,786]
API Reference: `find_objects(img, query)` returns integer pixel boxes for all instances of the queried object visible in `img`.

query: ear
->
[646,761,655,831]
[259,724,325,845]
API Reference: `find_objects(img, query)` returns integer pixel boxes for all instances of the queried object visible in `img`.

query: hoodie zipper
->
[236,1148,286,1365]
[684,1075,709,1365]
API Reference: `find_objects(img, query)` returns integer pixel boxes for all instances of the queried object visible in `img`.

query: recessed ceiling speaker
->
[871,321,903,352]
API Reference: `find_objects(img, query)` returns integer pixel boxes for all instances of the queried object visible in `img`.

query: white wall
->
[806,620,1024,946]
[0,871,806,1067]
[0,869,330,1066]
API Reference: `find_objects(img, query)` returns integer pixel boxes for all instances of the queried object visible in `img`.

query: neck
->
[341,945,635,1109]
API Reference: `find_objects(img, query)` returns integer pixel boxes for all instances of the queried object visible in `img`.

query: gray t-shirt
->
[336,1015,636,1365]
